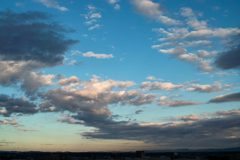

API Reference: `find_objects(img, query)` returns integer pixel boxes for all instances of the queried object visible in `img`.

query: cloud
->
[155,27,240,41]
[38,78,140,113]
[77,108,240,148]
[90,13,102,19]
[213,6,220,11]
[0,10,78,95]
[187,82,223,93]
[0,10,78,66]
[34,0,68,11]
[214,34,240,70]
[180,7,196,17]
[88,24,102,30]
[158,47,213,72]
[131,0,181,25]
[131,0,164,18]
[0,94,38,117]
[158,96,202,107]
[57,76,81,86]
[135,110,144,114]
[21,72,56,95]
[114,4,120,10]
[169,114,204,121]
[197,50,217,58]
[57,114,84,124]
[146,76,163,81]
[82,51,113,59]
[208,92,240,103]
[85,19,97,25]
[18,128,38,131]
[140,81,183,91]
[15,2,24,7]
[146,76,156,80]
[107,0,120,4]
[0,117,24,127]
[121,93,157,106]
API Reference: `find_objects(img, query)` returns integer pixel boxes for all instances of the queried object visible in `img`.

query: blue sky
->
[0,0,240,151]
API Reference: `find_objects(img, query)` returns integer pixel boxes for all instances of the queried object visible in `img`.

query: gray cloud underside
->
[214,45,240,70]
[70,109,240,148]
[0,94,38,117]
[0,10,78,66]
[0,10,78,98]
[208,92,240,103]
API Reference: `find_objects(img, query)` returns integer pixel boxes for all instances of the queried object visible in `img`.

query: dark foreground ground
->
[0,151,240,160]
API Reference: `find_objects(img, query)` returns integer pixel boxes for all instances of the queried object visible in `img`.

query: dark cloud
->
[135,110,144,114]
[77,110,240,148]
[0,9,78,66]
[214,34,240,70]
[208,92,240,103]
[0,94,38,117]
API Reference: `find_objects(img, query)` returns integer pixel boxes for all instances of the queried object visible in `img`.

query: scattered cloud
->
[135,110,144,114]
[158,96,202,107]
[140,81,183,91]
[82,51,113,59]
[34,0,68,11]
[187,82,223,93]
[90,13,102,19]
[18,128,39,131]
[89,24,102,30]
[158,47,213,72]
[57,76,81,86]
[114,4,120,10]
[15,2,24,7]
[131,0,181,25]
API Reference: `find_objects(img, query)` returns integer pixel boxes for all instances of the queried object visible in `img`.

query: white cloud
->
[158,47,214,72]
[107,0,120,4]
[131,0,181,25]
[155,27,240,41]
[57,76,80,86]
[82,51,113,59]
[71,50,81,56]
[90,13,102,19]
[180,7,195,17]
[187,82,223,93]
[140,81,183,91]
[35,0,68,11]
[87,5,97,11]
[114,4,120,10]
[88,24,101,30]
[146,76,163,81]
[85,19,97,25]
[197,50,217,58]
[66,60,76,65]
[146,76,156,80]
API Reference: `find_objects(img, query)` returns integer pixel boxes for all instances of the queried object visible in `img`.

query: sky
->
[0,0,240,152]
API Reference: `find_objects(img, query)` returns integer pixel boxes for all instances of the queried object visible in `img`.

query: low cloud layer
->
[208,92,240,103]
